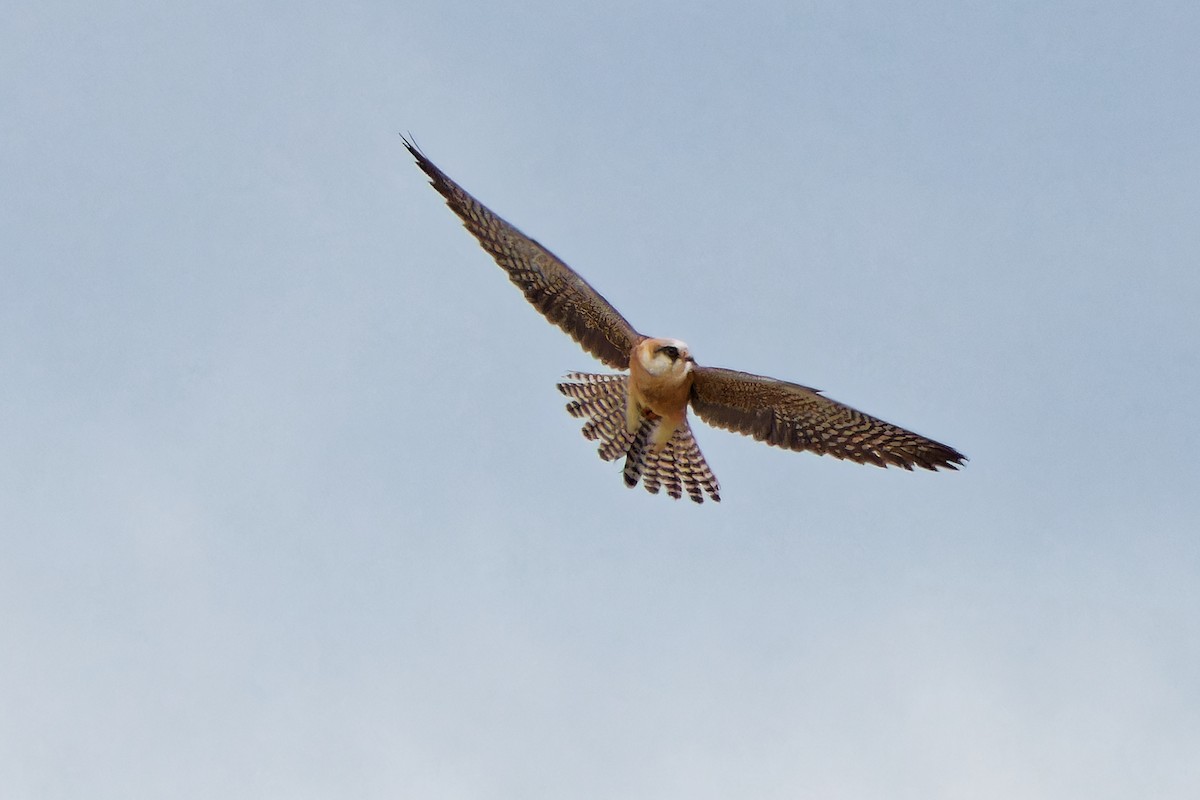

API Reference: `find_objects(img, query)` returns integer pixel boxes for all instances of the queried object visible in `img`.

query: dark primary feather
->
[690,367,966,471]
[403,137,641,370]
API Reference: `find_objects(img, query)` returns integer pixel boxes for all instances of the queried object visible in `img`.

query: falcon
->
[404,138,965,503]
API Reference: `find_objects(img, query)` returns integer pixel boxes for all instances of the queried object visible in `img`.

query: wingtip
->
[933,450,968,472]
[400,132,423,159]
[401,135,456,198]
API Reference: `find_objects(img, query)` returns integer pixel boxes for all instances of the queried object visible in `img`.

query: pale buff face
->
[635,338,694,379]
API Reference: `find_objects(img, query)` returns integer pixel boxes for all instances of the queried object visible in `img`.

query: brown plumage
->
[405,137,966,502]
[690,368,965,471]
[405,140,638,370]
[559,372,720,503]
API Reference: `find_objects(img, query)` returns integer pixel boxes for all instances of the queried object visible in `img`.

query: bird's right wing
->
[690,366,966,471]
[404,138,642,370]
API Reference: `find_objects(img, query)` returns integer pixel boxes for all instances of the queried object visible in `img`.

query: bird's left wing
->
[404,138,641,370]
[690,366,966,471]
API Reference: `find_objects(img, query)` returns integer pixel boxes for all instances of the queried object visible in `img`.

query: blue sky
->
[3,2,1199,798]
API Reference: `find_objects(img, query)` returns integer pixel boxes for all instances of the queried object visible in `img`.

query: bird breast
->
[629,340,694,419]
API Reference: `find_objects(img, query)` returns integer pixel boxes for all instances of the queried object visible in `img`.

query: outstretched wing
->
[690,366,966,471]
[404,138,641,370]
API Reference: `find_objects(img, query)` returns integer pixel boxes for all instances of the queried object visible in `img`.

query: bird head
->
[637,338,695,378]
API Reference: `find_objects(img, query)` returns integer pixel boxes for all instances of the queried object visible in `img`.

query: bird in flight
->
[404,138,965,503]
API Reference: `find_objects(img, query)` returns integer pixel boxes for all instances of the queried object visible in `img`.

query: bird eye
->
[659,345,680,360]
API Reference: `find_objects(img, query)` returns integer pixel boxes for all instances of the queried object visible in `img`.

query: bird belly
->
[627,372,691,448]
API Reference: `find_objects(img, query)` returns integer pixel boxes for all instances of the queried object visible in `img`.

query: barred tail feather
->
[622,417,655,491]
[641,420,721,504]
[558,373,721,504]
[557,372,634,462]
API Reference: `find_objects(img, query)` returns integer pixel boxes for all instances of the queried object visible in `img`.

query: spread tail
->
[557,372,721,504]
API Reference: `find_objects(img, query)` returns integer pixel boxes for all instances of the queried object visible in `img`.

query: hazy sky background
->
[3,2,1199,798]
